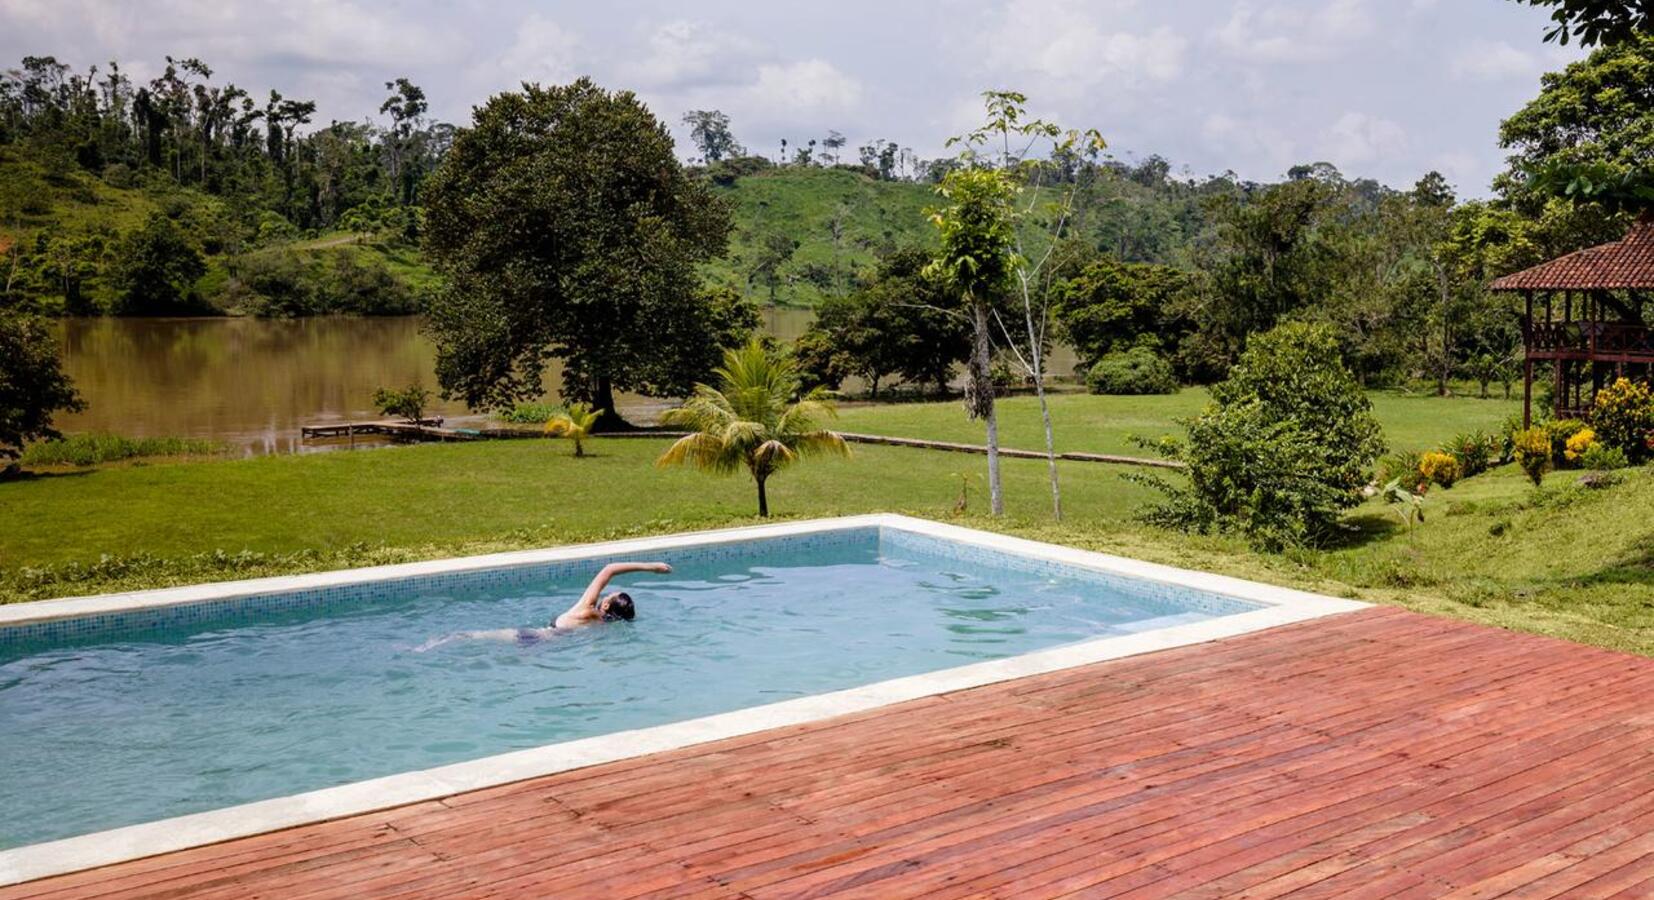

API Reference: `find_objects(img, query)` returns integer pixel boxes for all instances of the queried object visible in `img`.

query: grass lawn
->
[833,388,1522,457]
[4,390,1649,657]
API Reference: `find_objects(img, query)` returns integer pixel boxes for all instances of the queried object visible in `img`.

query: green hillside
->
[5,145,1226,315]
[702,167,937,307]
[0,147,436,316]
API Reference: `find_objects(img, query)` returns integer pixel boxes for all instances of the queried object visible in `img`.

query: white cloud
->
[0,0,449,69]
[1202,112,1297,175]
[478,13,579,92]
[742,59,861,119]
[628,21,758,89]
[1320,111,1409,166]
[985,0,1187,90]
[1449,39,1538,81]
[1214,0,1374,63]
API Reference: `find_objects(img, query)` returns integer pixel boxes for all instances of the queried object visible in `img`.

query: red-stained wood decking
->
[7,606,1654,898]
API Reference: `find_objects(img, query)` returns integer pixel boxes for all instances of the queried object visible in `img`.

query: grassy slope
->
[7,391,1650,657]
[702,168,936,306]
[833,389,1523,457]
[0,150,436,311]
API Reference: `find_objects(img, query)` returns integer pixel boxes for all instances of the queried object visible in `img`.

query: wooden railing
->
[1526,321,1654,359]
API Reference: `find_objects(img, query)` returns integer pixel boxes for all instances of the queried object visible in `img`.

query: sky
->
[0,0,1585,195]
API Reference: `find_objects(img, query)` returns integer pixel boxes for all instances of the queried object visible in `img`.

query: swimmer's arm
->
[566,562,673,617]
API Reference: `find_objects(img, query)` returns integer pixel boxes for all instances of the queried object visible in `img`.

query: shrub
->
[1591,377,1654,463]
[1132,322,1385,550]
[1563,426,1598,463]
[372,384,432,424]
[1497,414,1524,464]
[1513,427,1552,487]
[1418,451,1461,489]
[1086,347,1178,395]
[1544,418,1589,466]
[20,433,224,467]
[497,402,565,425]
[327,253,419,315]
[1443,430,1497,478]
[227,251,317,317]
[1378,450,1427,491]
[1579,443,1629,471]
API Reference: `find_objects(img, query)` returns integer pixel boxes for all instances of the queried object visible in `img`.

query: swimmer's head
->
[599,592,635,622]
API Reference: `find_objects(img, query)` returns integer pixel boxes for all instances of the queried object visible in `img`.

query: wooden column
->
[1522,291,1534,428]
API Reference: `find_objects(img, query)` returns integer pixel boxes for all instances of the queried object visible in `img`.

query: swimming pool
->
[0,515,1363,883]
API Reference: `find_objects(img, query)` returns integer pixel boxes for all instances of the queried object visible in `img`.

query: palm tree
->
[544,401,602,457]
[656,340,849,517]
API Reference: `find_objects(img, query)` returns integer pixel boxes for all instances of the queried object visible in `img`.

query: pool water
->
[0,528,1255,848]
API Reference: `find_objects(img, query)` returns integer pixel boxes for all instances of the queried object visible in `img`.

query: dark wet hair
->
[602,592,635,622]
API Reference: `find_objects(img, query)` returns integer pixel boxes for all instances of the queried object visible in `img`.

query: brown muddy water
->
[49,311,1078,455]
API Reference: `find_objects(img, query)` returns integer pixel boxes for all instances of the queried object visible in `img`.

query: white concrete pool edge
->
[0,514,1367,886]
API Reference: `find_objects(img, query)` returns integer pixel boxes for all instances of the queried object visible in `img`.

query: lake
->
[49,312,1078,455]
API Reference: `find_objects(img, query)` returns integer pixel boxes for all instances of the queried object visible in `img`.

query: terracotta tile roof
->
[1492,212,1654,291]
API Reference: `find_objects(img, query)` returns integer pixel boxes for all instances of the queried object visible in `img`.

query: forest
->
[0,33,1646,397]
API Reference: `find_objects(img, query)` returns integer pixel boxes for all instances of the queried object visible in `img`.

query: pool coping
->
[0,514,1367,886]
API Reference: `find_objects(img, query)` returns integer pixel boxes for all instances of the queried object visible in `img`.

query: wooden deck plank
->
[5,607,1653,899]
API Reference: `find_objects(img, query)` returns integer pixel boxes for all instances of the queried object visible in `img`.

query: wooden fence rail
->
[300,421,1186,470]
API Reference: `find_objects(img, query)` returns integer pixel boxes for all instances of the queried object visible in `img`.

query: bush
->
[1513,427,1552,487]
[227,251,317,317]
[497,402,565,424]
[1497,413,1524,464]
[1443,430,1498,478]
[1579,443,1629,471]
[20,433,224,467]
[327,253,420,315]
[372,384,432,424]
[1418,451,1461,489]
[1132,322,1385,550]
[1563,426,1598,463]
[1545,418,1590,467]
[1086,348,1178,395]
[1378,450,1427,490]
[1590,377,1654,463]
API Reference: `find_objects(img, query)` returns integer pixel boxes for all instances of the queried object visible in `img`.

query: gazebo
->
[1492,211,1654,427]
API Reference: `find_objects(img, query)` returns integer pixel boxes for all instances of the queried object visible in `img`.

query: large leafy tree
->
[1497,35,1654,214]
[0,312,84,460]
[1199,177,1344,366]
[1511,0,1654,46]
[681,109,743,163]
[111,213,207,315]
[1054,258,1196,372]
[422,79,740,425]
[794,247,969,398]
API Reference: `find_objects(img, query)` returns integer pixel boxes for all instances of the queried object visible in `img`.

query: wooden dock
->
[9,607,1653,897]
[300,421,1184,469]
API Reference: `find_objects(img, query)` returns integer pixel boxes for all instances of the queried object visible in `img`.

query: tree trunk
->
[1022,287,1062,521]
[1437,263,1451,397]
[968,298,1004,516]
[589,376,632,432]
[756,474,769,518]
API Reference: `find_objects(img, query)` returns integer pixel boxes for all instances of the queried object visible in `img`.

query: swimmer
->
[414,561,671,650]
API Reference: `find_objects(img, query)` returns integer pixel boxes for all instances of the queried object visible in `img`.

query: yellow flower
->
[1564,427,1597,462]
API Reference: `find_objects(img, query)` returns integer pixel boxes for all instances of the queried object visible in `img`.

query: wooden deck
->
[8,606,1654,898]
